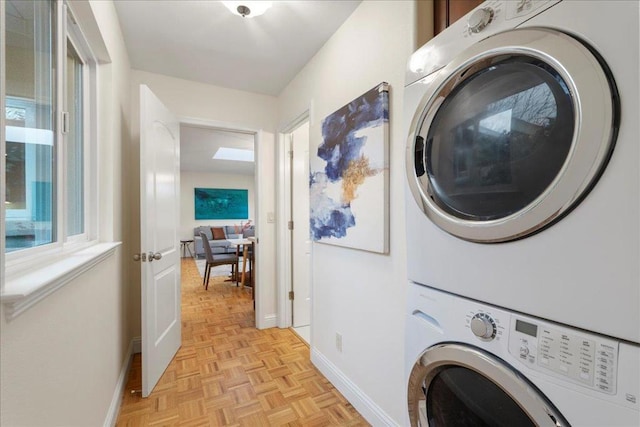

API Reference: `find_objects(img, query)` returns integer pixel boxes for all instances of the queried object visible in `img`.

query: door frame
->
[276,110,310,328]
[179,116,265,326]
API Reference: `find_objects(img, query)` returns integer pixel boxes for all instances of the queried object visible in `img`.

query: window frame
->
[2,0,100,282]
[63,7,93,244]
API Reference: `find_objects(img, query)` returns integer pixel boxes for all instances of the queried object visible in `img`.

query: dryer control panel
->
[508,317,619,395]
[405,0,561,85]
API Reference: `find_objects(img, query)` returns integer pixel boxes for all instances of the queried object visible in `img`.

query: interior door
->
[291,121,311,327]
[140,84,181,397]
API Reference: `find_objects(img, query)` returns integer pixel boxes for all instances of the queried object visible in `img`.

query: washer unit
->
[404,0,639,342]
[405,282,640,426]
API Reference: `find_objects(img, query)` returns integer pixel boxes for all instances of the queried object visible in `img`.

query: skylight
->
[213,147,254,162]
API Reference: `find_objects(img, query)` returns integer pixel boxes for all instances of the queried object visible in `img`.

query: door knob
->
[148,252,162,262]
[133,253,147,262]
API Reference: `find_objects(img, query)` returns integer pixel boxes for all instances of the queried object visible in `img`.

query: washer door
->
[406,28,618,242]
[407,344,568,427]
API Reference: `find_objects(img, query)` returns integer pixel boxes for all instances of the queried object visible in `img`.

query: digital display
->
[516,319,538,337]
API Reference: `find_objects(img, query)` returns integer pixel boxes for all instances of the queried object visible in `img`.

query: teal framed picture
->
[194,188,248,220]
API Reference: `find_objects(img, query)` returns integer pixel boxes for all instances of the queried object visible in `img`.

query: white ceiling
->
[113,0,361,96]
[180,125,255,175]
[115,1,360,175]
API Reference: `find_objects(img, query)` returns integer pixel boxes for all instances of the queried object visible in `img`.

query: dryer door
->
[406,28,618,242]
[407,343,568,427]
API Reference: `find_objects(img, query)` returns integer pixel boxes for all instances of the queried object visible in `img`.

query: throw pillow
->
[211,227,226,240]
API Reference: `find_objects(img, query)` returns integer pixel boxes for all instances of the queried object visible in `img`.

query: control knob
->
[470,313,497,341]
[467,8,494,34]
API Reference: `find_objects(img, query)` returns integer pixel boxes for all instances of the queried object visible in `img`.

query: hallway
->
[116,259,368,426]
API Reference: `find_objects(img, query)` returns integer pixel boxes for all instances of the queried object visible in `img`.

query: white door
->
[291,121,311,327]
[140,85,181,397]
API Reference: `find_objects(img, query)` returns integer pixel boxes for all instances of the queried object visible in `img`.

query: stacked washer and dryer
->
[403,1,639,426]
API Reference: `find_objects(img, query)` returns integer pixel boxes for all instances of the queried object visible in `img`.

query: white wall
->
[278,1,417,424]
[180,171,256,240]
[128,70,280,332]
[0,255,126,426]
[0,0,132,425]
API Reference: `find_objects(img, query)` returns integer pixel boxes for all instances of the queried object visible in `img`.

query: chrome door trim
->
[407,343,568,427]
[406,28,617,242]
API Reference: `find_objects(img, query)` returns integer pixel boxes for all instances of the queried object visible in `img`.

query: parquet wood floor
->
[116,258,370,426]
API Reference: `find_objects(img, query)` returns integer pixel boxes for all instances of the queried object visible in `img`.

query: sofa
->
[193,225,254,258]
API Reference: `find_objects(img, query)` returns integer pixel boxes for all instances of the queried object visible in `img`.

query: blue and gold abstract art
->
[310,82,390,253]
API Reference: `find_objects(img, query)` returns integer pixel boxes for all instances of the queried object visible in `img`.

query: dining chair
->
[200,232,238,290]
[242,229,255,289]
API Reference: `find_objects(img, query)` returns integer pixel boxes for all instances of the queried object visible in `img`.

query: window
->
[4,0,96,260]
[5,0,56,251]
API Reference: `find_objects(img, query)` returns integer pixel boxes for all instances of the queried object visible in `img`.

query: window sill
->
[1,242,122,321]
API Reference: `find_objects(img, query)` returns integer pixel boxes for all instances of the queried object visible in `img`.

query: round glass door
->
[407,344,568,427]
[424,56,574,221]
[427,366,535,426]
[406,28,618,242]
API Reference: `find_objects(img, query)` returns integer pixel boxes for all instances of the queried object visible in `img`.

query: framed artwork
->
[194,188,248,220]
[310,82,390,254]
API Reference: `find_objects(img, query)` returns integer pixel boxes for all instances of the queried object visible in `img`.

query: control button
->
[470,313,497,341]
[467,8,494,34]
[519,346,529,358]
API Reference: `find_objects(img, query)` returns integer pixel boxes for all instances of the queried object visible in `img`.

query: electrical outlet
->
[335,333,343,353]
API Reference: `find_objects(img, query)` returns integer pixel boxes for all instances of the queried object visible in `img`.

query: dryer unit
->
[404,0,639,342]
[405,282,640,426]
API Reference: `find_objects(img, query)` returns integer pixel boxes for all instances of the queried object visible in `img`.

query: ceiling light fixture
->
[221,1,272,18]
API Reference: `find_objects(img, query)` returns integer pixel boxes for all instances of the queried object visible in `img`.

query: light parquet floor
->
[116,258,370,427]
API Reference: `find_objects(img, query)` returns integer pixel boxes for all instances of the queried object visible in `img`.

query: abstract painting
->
[310,82,389,253]
[194,188,248,220]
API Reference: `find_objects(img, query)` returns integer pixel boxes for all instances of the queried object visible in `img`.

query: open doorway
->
[179,122,257,308]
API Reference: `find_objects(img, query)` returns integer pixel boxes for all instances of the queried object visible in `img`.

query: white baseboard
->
[311,348,398,427]
[132,336,141,353]
[103,337,139,427]
[258,313,278,329]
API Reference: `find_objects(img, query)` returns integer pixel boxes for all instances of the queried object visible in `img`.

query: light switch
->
[267,212,275,223]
